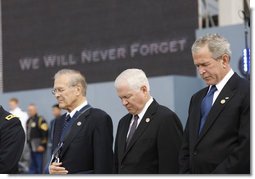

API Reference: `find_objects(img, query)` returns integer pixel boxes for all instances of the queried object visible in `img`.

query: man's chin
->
[127,109,134,115]
[203,78,215,86]
[58,103,66,109]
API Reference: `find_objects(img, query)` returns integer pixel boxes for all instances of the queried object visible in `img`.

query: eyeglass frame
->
[52,84,77,95]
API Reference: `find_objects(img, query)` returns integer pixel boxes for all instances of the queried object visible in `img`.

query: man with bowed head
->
[179,34,250,174]
[49,69,113,174]
[114,68,183,174]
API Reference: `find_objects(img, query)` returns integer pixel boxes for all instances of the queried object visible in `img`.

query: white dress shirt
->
[210,69,234,104]
[126,97,153,138]
[66,100,88,118]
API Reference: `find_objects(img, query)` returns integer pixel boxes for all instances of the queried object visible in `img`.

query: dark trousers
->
[29,152,43,174]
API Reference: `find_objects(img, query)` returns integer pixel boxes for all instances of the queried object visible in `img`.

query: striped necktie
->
[126,115,139,147]
[60,114,71,140]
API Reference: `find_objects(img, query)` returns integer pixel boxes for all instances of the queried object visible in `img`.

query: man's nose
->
[122,98,128,106]
[198,66,206,75]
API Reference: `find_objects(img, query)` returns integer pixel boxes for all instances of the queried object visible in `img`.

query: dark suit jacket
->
[179,73,250,174]
[0,106,25,174]
[52,107,113,174]
[114,99,183,174]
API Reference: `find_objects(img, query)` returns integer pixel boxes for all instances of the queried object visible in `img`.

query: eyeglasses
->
[52,88,66,95]
[52,85,77,95]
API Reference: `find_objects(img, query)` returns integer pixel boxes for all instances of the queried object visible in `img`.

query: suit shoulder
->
[0,108,21,127]
[1,108,19,121]
[157,104,177,116]
[90,108,112,120]
[156,105,183,130]
[90,108,109,115]
[236,76,250,90]
[157,105,181,122]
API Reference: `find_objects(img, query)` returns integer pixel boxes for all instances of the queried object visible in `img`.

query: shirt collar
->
[136,97,153,120]
[67,100,88,118]
[214,69,234,93]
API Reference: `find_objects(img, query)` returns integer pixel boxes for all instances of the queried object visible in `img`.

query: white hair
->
[114,68,150,91]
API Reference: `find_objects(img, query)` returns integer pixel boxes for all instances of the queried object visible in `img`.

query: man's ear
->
[75,84,82,95]
[140,85,148,93]
[221,54,230,68]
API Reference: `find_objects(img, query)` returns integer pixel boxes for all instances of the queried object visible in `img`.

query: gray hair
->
[114,68,150,91]
[54,69,87,96]
[191,34,232,59]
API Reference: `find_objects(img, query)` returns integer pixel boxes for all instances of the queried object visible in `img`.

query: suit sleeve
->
[93,113,114,174]
[0,118,25,173]
[212,90,250,174]
[157,111,183,173]
[179,96,194,174]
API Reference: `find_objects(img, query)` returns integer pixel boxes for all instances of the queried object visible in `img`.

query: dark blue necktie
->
[59,105,92,143]
[126,115,139,147]
[199,85,217,134]
[60,114,71,141]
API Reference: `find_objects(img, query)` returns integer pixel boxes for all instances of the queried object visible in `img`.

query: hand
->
[36,145,45,152]
[49,162,68,174]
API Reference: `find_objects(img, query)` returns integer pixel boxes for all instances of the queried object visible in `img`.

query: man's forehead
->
[54,75,70,83]
[193,49,213,61]
[117,83,134,92]
[116,80,130,88]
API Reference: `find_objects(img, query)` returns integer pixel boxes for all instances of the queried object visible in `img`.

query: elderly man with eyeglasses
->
[48,69,113,174]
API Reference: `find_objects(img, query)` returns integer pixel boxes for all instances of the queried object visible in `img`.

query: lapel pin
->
[77,121,82,126]
[145,118,150,123]
[220,99,226,104]
[225,97,229,100]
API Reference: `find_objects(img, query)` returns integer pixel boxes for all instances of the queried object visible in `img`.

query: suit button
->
[120,165,124,169]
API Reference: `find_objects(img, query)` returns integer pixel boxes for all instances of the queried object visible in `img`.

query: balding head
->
[53,69,87,112]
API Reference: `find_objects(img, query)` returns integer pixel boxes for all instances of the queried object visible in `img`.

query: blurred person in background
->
[26,104,48,174]
[9,98,28,131]
[8,98,30,173]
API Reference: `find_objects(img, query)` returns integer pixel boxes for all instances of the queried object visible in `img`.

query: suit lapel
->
[60,109,91,157]
[192,88,208,141]
[196,73,238,145]
[52,114,65,151]
[122,100,158,160]
[118,114,132,161]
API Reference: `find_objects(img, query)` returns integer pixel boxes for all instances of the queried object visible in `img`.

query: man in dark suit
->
[114,68,183,174]
[0,105,25,174]
[48,69,113,174]
[179,34,250,174]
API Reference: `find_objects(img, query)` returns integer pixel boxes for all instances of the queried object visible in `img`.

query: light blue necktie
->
[199,85,217,134]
